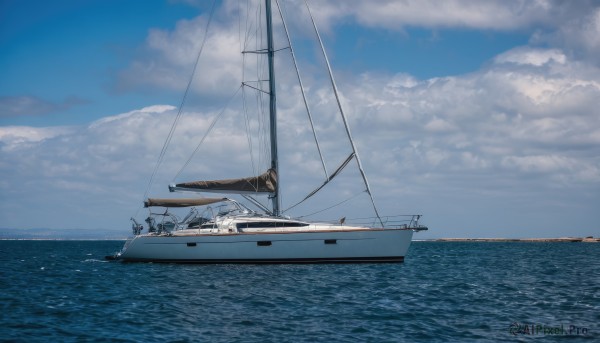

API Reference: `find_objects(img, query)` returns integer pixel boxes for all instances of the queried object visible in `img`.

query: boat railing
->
[131,217,143,235]
[338,214,427,230]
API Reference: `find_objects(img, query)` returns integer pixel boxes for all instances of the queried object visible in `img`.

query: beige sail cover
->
[144,197,228,208]
[175,169,277,194]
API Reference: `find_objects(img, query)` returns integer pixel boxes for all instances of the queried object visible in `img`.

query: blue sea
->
[1,240,598,342]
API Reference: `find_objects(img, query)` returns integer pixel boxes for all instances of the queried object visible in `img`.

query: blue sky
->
[1,0,599,238]
[1,0,199,126]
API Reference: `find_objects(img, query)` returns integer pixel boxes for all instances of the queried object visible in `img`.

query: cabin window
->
[187,242,197,247]
[237,221,309,229]
[257,241,272,246]
[324,239,337,245]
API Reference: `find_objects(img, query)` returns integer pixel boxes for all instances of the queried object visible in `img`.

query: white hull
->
[117,228,414,263]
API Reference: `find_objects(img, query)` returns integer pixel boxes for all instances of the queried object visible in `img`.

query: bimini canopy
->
[170,169,277,194]
[144,197,228,208]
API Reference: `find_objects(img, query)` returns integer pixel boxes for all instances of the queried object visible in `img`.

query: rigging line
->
[241,194,272,215]
[241,38,258,176]
[256,12,269,175]
[303,0,384,227]
[255,2,270,179]
[275,0,328,180]
[242,82,269,94]
[240,0,250,54]
[173,85,242,181]
[348,214,416,221]
[244,1,268,176]
[242,85,257,176]
[242,47,288,53]
[238,0,241,54]
[297,190,366,219]
[282,152,355,213]
[254,1,262,55]
[141,0,218,202]
[243,0,256,52]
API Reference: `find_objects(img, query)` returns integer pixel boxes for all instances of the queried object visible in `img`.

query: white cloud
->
[425,117,455,132]
[0,126,74,151]
[495,48,566,66]
[0,104,262,229]
[116,0,290,100]
[117,11,243,97]
[533,7,600,65]
[306,0,592,31]
[339,45,600,198]
[503,155,572,173]
[90,105,176,128]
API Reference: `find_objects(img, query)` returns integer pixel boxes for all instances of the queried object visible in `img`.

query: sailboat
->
[107,0,427,263]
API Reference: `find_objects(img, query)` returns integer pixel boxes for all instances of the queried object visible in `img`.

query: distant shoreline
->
[431,237,599,243]
[0,238,127,241]
[2,237,598,242]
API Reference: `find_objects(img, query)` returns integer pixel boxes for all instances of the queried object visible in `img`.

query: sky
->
[1,0,599,239]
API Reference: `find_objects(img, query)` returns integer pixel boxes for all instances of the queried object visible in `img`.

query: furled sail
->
[170,169,277,194]
[144,197,228,208]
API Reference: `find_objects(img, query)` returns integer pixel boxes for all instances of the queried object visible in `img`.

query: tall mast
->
[265,0,280,216]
